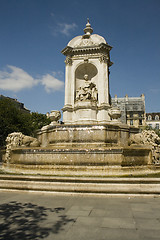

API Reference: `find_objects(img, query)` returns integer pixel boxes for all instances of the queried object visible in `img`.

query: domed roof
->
[67,19,107,48]
[68,34,107,48]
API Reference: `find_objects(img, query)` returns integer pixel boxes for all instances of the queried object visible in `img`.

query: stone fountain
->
[2,20,155,176]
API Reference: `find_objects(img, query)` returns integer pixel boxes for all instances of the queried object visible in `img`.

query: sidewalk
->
[0,191,160,240]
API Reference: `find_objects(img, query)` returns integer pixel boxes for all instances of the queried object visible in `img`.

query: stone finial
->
[125,94,128,101]
[83,18,93,37]
[141,93,145,100]
[115,94,118,102]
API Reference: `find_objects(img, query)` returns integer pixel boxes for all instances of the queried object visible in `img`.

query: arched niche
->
[75,63,98,91]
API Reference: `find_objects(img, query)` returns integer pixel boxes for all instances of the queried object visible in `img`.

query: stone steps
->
[0,174,160,195]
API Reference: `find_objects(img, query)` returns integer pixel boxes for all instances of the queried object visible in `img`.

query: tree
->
[0,98,51,146]
[30,112,51,134]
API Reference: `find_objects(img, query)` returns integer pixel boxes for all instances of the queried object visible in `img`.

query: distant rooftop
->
[0,95,30,113]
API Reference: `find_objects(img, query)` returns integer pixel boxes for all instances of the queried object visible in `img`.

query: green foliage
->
[0,98,51,146]
[30,112,51,133]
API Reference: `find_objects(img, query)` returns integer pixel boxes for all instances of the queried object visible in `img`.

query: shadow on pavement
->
[0,201,75,239]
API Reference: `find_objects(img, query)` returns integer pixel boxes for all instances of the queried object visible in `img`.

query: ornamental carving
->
[129,130,160,164]
[84,57,89,63]
[76,38,94,47]
[99,54,109,63]
[49,110,61,123]
[65,57,72,65]
[5,132,40,163]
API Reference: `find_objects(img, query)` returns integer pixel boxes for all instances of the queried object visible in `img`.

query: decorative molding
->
[98,103,111,110]
[76,38,94,47]
[72,54,99,60]
[84,57,89,63]
[74,101,98,111]
[61,43,112,57]
[62,104,73,112]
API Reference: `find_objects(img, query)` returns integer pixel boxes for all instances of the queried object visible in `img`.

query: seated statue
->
[76,74,98,101]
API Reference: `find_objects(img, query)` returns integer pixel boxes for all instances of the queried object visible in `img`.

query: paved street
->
[0,191,160,240]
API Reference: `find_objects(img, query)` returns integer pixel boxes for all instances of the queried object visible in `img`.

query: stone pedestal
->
[74,101,97,123]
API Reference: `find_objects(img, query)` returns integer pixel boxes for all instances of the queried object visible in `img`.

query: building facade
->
[111,94,146,127]
[0,95,30,114]
[146,113,160,129]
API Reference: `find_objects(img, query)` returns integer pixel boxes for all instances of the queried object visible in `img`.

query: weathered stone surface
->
[129,130,160,164]
[38,123,134,148]
[4,132,40,163]
[1,175,160,194]
[2,144,152,176]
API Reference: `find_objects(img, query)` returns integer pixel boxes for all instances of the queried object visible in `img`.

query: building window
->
[139,119,142,125]
[130,120,133,126]
[148,115,152,120]
[155,124,159,129]
[148,124,152,128]
[155,115,159,121]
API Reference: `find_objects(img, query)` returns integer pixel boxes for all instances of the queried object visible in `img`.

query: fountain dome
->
[67,19,107,48]
[68,34,107,48]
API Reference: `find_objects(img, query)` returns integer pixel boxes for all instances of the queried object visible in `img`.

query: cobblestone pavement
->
[0,191,160,240]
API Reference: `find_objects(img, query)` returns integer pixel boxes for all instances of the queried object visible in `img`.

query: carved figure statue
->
[76,74,98,101]
[5,132,40,163]
[129,130,160,164]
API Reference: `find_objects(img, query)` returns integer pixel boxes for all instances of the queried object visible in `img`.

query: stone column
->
[62,57,73,123]
[64,57,72,106]
[98,56,110,105]
[97,56,110,122]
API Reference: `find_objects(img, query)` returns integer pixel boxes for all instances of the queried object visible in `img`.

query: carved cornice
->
[62,44,113,66]
[61,46,73,56]
[61,43,112,56]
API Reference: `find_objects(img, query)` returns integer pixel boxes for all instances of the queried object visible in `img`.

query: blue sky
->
[0,0,160,114]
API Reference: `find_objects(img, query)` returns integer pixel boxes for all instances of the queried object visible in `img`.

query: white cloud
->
[40,73,64,93]
[59,23,77,36]
[0,65,38,92]
[0,65,64,93]
[52,22,77,36]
